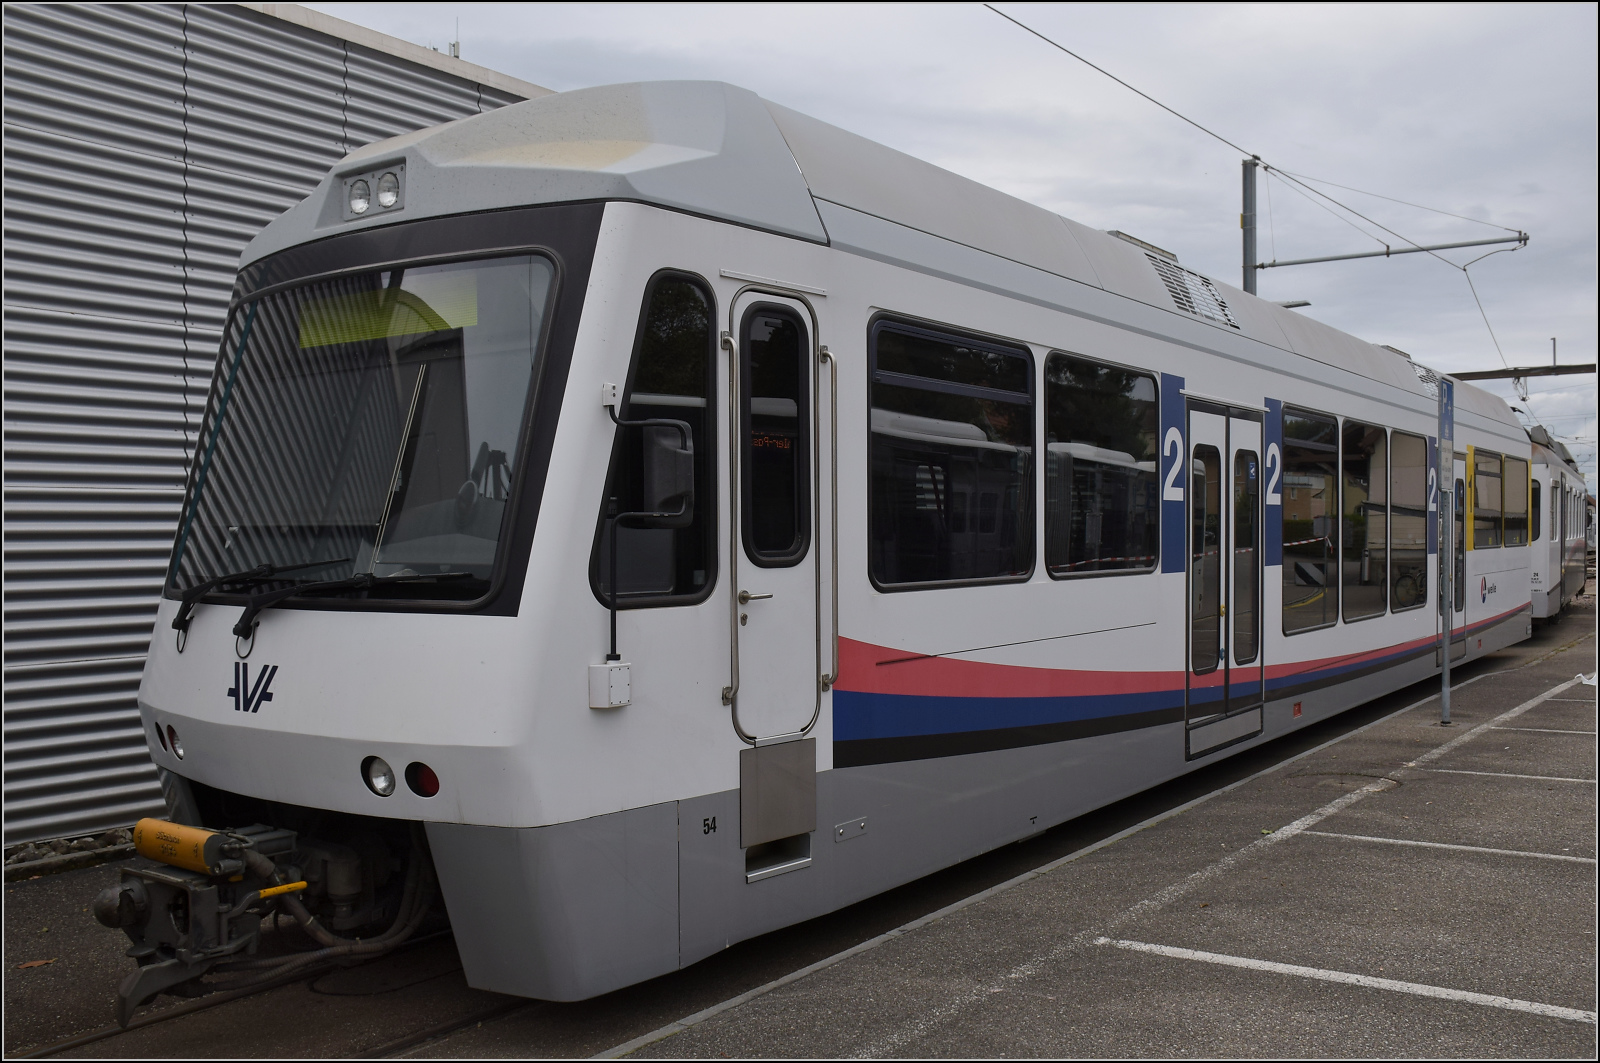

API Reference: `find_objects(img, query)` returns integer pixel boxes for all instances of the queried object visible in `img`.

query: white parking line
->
[594,671,1586,1059]
[1493,726,1596,735]
[1096,938,1597,1024]
[1424,768,1596,784]
[1301,829,1596,864]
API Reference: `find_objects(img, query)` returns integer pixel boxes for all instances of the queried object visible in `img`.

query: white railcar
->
[95,82,1540,1020]
[1528,426,1586,619]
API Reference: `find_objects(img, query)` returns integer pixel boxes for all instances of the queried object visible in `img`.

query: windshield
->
[168,254,555,603]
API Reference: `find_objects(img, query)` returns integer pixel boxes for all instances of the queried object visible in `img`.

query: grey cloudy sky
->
[312,2,1598,486]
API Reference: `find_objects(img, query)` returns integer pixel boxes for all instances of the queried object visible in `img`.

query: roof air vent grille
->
[1407,360,1441,399]
[1146,254,1238,329]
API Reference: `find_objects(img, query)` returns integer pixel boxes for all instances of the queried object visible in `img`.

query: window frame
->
[1472,449,1504,549]
[866,314,1037,593]
[586,268,720,610]
[1502,455,1529,547]
[1280,404,1341,636]
[1041,350,1161,581]
[1531,477,1541,542]
[1388,429,1429,614]
[740,301,812,569]
[1339,419,1389,625]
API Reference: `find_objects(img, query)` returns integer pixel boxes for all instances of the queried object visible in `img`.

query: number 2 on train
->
[1162,426,1185,502]
[1265,442,1282,506]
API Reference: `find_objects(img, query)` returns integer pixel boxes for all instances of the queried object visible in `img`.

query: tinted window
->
[1190,445,1222,673]
[1282,408,1339,633]
[869,322,1033,587]
[591,273,716,604]
[742,307,810,565]
[1233,450,1260,665]
[1531,478,1541,542]
[1503,456,1528,546]
[1342,421,1387,622]
[1389,431,1428,611]
[1473,450,1502,548]
[1043,354,1159,576]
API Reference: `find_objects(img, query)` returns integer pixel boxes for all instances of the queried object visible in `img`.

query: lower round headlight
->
[349,178,371,215]
[376,171,399,208]
[362,755,395,797]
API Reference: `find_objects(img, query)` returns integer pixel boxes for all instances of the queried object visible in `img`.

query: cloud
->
[310,1,1597,485]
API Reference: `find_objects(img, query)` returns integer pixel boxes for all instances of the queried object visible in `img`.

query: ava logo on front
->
[227,662,278,713]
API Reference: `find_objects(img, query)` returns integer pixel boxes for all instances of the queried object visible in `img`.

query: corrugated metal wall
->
[3,3,531,844]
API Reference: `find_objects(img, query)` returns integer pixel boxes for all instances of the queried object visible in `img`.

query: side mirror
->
[640,422,694,529]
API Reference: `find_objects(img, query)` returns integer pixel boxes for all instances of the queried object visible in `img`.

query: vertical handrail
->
[720,330,743,714]
[819,344,840,690]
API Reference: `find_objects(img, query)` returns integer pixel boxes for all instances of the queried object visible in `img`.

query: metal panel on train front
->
[729,292,821,740]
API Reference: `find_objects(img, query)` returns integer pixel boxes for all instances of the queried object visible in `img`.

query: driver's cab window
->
[589,272,717,605]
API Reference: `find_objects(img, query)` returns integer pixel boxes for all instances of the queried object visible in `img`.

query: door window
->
[1232,450,1259,665]
[1190,445,1222,674]
[742,306,810,566]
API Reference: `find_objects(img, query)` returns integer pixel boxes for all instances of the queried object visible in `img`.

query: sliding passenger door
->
[727,293,821,742]
[1185,400,1265,759]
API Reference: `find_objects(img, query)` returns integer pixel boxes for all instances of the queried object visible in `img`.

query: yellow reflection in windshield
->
[298,270,479,348]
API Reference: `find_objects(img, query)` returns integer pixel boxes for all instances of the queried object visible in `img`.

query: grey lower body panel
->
[428,634,1516,1001]
[427,802,679,1001]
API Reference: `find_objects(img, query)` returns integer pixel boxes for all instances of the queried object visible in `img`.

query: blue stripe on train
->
[833,688,1181,742]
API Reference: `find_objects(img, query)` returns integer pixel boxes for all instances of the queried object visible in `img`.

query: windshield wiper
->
[232,571,476,638]
[172,558,352,634]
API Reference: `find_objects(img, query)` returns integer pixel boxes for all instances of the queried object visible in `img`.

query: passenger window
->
[1531,479,1541,542]
[1502,456,1529,546]
[869,321,1033,587]
[1389,431,1428,611]
[742,306,809,565]
[1042,354,1159,576]
[1281,408,1339,633]
[1342,421,1387,622]
[589,273,716,605]
[1190,446,1222,673]
[1473,451,1502,548]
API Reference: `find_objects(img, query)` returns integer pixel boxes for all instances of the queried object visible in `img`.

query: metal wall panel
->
[3,3,531,843]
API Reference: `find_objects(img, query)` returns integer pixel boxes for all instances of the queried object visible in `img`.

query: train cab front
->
[108,203,605,1024]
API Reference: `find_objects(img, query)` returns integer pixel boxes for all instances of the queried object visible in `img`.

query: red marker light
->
[405,761,439,798]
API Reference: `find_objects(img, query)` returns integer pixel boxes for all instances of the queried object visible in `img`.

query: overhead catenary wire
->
[984,3,1527,364]
[1277,170,1525,235]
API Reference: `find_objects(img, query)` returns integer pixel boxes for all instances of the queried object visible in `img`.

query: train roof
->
[244,80,1522,437]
